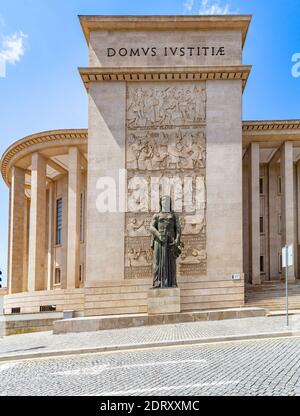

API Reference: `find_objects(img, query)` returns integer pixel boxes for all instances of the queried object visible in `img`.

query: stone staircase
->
[245,280,300,311]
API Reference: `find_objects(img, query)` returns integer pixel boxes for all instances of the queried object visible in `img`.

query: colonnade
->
[8,147,83,294]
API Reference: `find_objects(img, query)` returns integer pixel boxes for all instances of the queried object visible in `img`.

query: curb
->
[1,330,300,363]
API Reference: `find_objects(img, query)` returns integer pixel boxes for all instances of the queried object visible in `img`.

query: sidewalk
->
[1,314,300,362]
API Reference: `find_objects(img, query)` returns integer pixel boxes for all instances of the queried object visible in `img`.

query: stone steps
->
[246,281,300,310]
[53,307,266,335]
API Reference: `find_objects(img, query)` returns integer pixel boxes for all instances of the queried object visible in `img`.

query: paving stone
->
[0,337,300,395]
[1,315,299,359]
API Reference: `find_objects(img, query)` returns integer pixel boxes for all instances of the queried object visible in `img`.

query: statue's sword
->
[161,229,168,289]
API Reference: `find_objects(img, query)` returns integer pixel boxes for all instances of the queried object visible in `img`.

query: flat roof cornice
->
[79,65,252,91]
[243,120,300,131]
[79,15,252,47]
[0,129,87,186]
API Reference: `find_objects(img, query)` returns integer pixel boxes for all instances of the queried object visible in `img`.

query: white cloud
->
[199,0,230,14]
[184,0,233,15]
[183,0,195,14]
[0,31,27,64]
[0,31,27,76]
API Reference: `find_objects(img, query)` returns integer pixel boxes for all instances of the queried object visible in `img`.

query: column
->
[268,162,279,279]
[281,142,295,280]
[296,160,300,278]
[46,182,54,290]
[249,143,261,284]
[8,166,25,294]
[22,196,29,292]
[242,155,250,282]
[66,147,81,288]
[28,153,47,291]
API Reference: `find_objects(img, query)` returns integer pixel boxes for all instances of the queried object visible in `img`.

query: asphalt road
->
[0,336,300,396]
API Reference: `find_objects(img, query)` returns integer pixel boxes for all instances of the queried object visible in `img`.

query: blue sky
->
[0,0,299,286]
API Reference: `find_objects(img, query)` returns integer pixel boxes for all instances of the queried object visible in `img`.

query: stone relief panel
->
[125,210,206,279]
[125,82,207,279]
[126,172,206,214]
[127,84,206,128]
[127,128,206,171]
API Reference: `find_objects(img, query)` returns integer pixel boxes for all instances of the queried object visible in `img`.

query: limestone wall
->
[84,18,246,311]
[3,289,84,314]
[86,79,244,296]
[84,276,244,316]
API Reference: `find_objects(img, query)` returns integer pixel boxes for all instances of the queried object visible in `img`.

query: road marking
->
[112,359,206,370]
[94,380,240,396]
[52,365,109,376]
[0,362,19,372]
[50,359,206,376]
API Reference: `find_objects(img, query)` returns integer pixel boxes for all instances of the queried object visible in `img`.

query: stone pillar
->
[47,182,54,290]
[206,80,243,277]
[86,82,126,284]
[294,165,298,278]
[242,154,250,282]
[22,197,30,292]
[7,187,12,289]
[66,147,81,288]
[296,161,300,278]
[281,142,295,280]
[28,153,47,291]
[249,143,261,285]
[268,162,280,279]
[8,166,25,294]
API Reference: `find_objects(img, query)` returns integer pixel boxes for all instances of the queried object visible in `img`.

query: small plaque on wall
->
[231,273,241,281]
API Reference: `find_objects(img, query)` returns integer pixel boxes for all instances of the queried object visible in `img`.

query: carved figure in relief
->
[183,89,196,122]
[159,88,178,125]
[181,212,206,235]
[126,247,153,267]
[126,217,149,237]
[198,85,206,121]
[144,89,160,125]
[138,136,155,170]
[180,247,206,264]
[190,131,206,168]
[127,135,144,169]
[127,85,206,128]
[168,134,187,169]
[152,132,169,169]
[127,89,143,127]
[127,129,206,171]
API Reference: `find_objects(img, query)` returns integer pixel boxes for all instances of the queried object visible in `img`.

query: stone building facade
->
[1,15,300,318]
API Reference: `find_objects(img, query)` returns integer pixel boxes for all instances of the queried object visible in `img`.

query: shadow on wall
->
[0,289,7,315]
[0,296,3,315]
